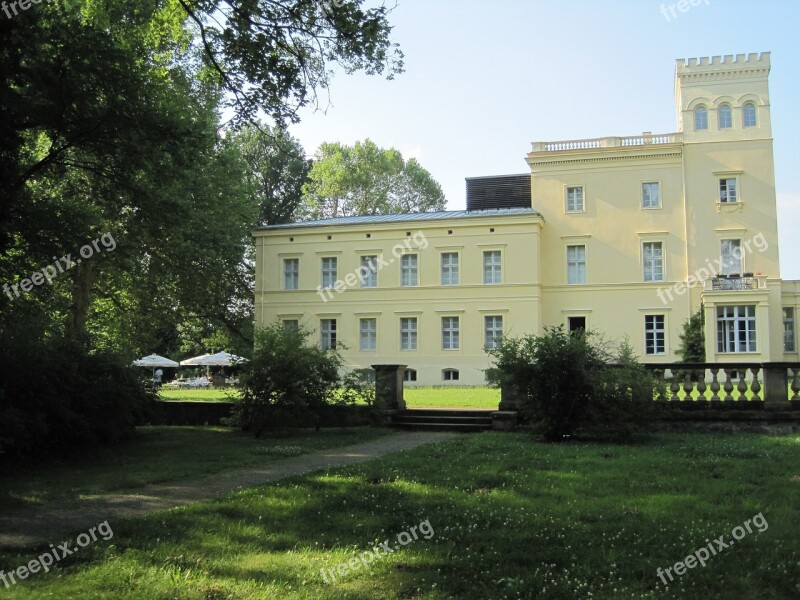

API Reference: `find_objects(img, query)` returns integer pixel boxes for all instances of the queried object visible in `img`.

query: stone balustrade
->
[531,132,682,152]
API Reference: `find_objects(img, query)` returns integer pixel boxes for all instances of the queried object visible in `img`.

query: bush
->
[488,327,657,442]
[231,323,344,435]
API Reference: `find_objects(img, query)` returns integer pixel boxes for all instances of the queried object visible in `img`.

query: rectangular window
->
[320,318,337,350]
[442,316,460,350]
[567,245,586,284]
[360,255,377,288]
[645,315,666,355]
[785,307,796,353]
[483,251,502,284]
[566,186,584,212]
[484,315,503,349]
[643,241,664,282]
[441,252,459,286]
[720,239,742,275]
[401,254,418,286]
[642,182,660,208]
[400,317,417,350]
[568,316,586,333]
[321,257,337,288]
[716,305,756,353]
[283,258,299,290]
[719,178,737,203]
[282,319,299,331]
[359,318,377,351]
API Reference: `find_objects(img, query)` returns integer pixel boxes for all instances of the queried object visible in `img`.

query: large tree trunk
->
[68,261,98,336]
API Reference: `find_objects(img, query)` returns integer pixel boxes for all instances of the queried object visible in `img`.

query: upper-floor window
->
[743,102,757,128]
[643,241,664,282]
[283,258,299,290]
[400,254,418,286]
[720,239,743,275]
[694,106,708,130]
[400,317,417,350]
[321,257,337,288]
[441,252,459,286]
[360,255,377,288]
[719,178,737,203]
[718,104,732,129]
[320,318,337,350]
[642,182,660,209]
[717,305,756,353]
[567,245,586,284]
[483,251,502,284]
[784,307,796,353]
[566,186,584,212]
[359,318,377,351]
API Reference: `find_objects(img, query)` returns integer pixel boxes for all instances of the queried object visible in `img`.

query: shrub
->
[335,369,376,406]
[489,327,657,442]
[232,323,343,435]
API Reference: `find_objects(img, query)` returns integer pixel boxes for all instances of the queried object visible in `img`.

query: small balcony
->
[706,273,766,292]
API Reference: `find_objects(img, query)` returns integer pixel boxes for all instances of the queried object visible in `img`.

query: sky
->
[288,0,800,279]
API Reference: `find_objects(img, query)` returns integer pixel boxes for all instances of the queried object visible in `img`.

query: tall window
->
[321,318,337,350]
[717,305,756,353]
[283,258,299,290]
[321,257,337,288]
[359,318,377,351]
[785,307,796,353]
[567,245,586,284]
[400,317,417,350]
[360,256,377,288]
[642,182,660,208]
[718,104,732,129]
[694,106,708,130]
[441,252,459,285]
[720,239,742,275]
[743,102,757,127]
[483,251,502,284]
[643,242,664,282]
[400,254,418,286]
[645,315,666,355]
[719,178,737,203]
[442,316,460,350]
[566,186,584,212]
[484,315,503,350]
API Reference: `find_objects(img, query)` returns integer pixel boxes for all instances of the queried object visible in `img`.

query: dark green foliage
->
[489,327,657,442]
[336,369,377,406]
[678,307,706,362]
[232,323,344,435]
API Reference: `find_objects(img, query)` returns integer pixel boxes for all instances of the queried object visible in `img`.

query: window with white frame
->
[403,369,417,382]
[321,257,337,288]
[400,317,417,350]
[718,104,732,129]
[320,318,337,350]
[567,245,586,284]
[441,252,459,286]
[643,241,664,282]
[484,315,503,350]
[642,182,660,209]
[644,315,666,355]
[743,102,757,127]
[566,186,584,212]
[483,251,502,284]
[720,239,743,275]
[785,307,796,353]
[717,305,756,353]
[695,106,708,130]
[400,254,418,286]
[719,178,738,203]
[360,255,377,288]
[442,369,459,381]
[283,258,299,290]
[282,319,299,331]
[359,318,377,351]
[442,316,460,350]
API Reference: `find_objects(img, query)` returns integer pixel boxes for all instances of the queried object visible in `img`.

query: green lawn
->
[0,427,390,511]
[159,388,240,402]
[2,432,798,598]
[404,386,500,409]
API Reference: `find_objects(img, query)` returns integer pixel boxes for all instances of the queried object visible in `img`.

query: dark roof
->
[466,174,531,211]
[257,207,540,230]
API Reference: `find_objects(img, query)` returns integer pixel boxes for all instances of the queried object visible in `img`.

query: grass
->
[159,388,240,402]
[0,426,391,511]
[2,431,799,598]
[403,386,500,409]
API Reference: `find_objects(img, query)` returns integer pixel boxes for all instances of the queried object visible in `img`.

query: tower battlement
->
[676,52,770,75]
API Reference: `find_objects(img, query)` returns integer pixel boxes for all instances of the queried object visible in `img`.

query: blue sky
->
[289,0,800,279]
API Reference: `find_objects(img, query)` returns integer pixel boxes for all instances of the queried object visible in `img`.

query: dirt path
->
[0,430,459,550]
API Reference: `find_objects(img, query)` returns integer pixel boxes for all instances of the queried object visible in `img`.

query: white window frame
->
[359,318,377,351]
[321,257,337,289]
[644,314,666,355]
[718,104,733,129]
[743,102,757,128]
[400,254,418,287]
[566,186,584,212]
[716,305,757,353]
[719,177,738,203]
[442,369,460,381]
[566,244,586,285]
[484,315,503,350]
[695,106,708,130]
[283,258,299,290]
[403,369,417,382]
[784,307,796,353]
[320,318,337,350]
[441,252,459,286]
[642,182,661,209]
[441,316,460,350]
[400,317,417,351]
[483,250,502,284]
[642,241,664,282]
[360,255,378,288]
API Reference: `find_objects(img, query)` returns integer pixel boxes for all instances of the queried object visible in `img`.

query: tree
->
[678,307,706,362]
[303,139,446,217]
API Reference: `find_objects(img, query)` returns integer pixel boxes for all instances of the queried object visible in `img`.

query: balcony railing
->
[707,274,766,291]
[531,132,682,153]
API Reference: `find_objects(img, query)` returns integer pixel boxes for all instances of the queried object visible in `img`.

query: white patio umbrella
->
[179,353,212,366]
[132,353,179,382]
[193,351,248,366]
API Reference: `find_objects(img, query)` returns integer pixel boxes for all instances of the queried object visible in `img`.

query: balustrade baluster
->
[696,370,707,401]
[709,368,721,401]
[750,367,762,401]
[722,369,735,402]
[791,368,800,401]
[737,373,749,401]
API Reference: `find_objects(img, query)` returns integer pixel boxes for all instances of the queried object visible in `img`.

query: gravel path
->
[0,430,459,550]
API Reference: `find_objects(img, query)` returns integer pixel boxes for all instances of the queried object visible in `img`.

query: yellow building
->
[254,52,799,385]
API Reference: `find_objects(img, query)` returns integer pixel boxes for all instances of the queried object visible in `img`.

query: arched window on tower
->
[718,104,732,129]
[694,106,708,131]
[743,102,757,127]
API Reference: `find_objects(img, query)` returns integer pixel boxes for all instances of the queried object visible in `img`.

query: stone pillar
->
[763,363,789,411]
[371,364,407,411]
[498,380,524,411]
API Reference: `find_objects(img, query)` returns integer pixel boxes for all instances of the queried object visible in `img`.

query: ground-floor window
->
[644,315,665,355]
[321,318,337,350]
[359,318,377,351]
[484,315,503,349]
[716,305,756,353]
[403,368,417,382]
[785,307,796,352]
